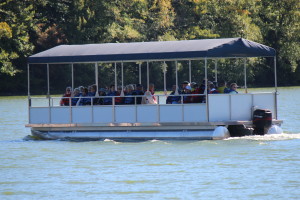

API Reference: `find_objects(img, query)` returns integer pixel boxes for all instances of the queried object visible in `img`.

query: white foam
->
[227,133,300,141]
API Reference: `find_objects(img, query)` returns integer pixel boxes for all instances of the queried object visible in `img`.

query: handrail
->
[28,92,276,124]
[28,92,275,107]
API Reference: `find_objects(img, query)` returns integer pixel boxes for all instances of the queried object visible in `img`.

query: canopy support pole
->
[27,64,30,97]
[274,57,277,92]
[114,63,117,91]
[164,61,167,95]
[214,59,218,83]
[189,60,192,83]
[175,61,179,95]
[71,63,74,91]
[27,64,31,123]
[47,64,50,96]
[274,56,278,119]
[95,63,98,92]
[147,61,149,91]
[205,58,209,122]
[139,63,142,84]
[121,62,124,96]
[244,58,247,93]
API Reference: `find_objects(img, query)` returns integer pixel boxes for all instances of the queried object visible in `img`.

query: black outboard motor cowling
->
[253,109,272,135]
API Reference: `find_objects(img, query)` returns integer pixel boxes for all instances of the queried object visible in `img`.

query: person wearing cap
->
[181,81,190,93]
[183,85,192,103]
[209,83,220,94]
[228,83,238,94]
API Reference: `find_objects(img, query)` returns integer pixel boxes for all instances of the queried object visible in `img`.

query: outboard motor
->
[253,109,272,135]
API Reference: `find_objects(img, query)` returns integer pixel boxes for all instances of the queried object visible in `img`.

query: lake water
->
[0,87,300,199]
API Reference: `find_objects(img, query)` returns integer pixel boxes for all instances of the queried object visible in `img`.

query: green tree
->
[0,0,35,75]
[258,0,300,85]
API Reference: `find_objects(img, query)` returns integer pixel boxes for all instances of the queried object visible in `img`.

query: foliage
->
[0,0,299,95]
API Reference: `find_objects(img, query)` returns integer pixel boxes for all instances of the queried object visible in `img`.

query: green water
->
[0,87,300,199]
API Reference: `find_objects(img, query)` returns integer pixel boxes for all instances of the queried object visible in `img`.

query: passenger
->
[166,85,181,104]
[191,83,203,103]
[96,88,106,105]
[89,84,97,105]
[103,84,117,105]
[78,86,84,96]
[115,86,124,105]
[217,80,229,93]
[132,84,144,104]
[87,85,92,96]
[71,88,80,106]
[124,84,135,104]
[209,83,220,94]
[149,83,157,104]
[142,83,157,104]
[79,87,89,105]
[60,86,72,106]
[181,81,190,93]
[183,85,192,103]
[228,83,238,94]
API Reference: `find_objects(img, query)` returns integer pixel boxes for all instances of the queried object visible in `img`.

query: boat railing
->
[28,92,277,124]
[29,93,207,107]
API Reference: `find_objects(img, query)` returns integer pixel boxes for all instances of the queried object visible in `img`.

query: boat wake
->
[226,133,300,141]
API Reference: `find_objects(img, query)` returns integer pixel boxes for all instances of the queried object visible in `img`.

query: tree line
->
[0,0,299,95]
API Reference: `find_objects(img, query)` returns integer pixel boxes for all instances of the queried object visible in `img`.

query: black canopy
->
[28,38,276,64]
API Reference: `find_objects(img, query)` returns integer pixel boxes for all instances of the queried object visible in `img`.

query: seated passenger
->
[96,88,106,105]
[132,84,144,104]
[115,86,124,105]
[191,83,203,103]
[60,86,72,106]
[228,83,238,94]
[181,81,189,93]
[71,88,80,106]
[79,87,90,105]
[88,84,97,105]
[166,85,181,104]
[217,80,229,93]
[149,83,157,104]
[183,85,192,103]
[103,85,117,105]
[78,86,84,96]
[124,84,135,104]
[142,83,157,104]
[209,83,220,94]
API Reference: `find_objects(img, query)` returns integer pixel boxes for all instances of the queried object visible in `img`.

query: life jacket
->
[60,93,71,106]
[183,92,192,103]
[71,94,80,106]
[103,91,117,105]
[132,90,144,104]
[114,92,123,104]
[191,88,203,103]
[79,94,91,106]
[228,89,238,94]
[224,88,230,93]
[166,91,181,104]
[124,92,134,104]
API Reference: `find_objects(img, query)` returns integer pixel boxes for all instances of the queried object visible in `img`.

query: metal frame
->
[28,55,279,124]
